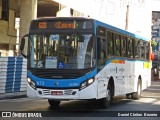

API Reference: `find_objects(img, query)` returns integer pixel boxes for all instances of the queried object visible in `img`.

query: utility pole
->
[125,5,129,30]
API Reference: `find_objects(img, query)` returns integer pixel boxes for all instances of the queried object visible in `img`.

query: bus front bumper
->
[27,83,97,100]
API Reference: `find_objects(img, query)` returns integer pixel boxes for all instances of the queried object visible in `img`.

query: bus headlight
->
[27,78,36,89]
[80,78,94,90]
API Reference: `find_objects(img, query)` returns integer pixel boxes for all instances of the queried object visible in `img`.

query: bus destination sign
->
[54,22,74,29]
[33,20,92,30]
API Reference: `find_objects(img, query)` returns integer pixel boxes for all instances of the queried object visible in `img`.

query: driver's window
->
[97,37,107,69]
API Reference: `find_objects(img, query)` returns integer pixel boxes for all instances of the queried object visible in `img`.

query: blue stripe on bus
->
[27,69,97,88]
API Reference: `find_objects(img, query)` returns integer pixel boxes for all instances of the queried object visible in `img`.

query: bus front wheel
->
[48,99,61,109]
[99,83,113,108]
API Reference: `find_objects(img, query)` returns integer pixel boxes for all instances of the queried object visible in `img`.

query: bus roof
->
[32,17,92,21]
[94,19,149,41]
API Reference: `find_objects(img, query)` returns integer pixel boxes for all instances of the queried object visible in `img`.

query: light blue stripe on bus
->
[27,69,97,88]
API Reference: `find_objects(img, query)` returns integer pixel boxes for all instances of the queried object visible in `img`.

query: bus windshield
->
[29,33,96,69]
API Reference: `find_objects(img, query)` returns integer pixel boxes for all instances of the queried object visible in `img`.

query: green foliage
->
[151,39,157,47]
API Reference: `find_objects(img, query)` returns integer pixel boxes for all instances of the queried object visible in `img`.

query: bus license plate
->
[51,91,63,95]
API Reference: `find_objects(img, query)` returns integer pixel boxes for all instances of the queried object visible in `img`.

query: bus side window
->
[145,42,149,60]
[97,37,106,60]
[107,31,114,56]
[140,41,145,59]
[115,34,121,56]
[135,40,140,58]
[121,36,127,57]
[128,38,133,58]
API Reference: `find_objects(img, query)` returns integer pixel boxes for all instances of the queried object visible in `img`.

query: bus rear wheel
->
[48,99,61,109]
[131,80,141,100]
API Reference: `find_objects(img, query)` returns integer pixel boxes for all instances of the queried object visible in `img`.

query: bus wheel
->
[131,80,141,100]
[48,99,61,109]
[99,83,112,108]
[126,93,131,99]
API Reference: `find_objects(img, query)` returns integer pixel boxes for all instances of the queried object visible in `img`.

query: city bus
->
[20,17,153,109]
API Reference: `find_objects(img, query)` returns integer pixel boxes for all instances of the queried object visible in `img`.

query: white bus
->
[20,17,153,109]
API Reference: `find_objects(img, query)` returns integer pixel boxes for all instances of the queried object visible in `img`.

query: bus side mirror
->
[20,37,25,51]
[20,34,29,58]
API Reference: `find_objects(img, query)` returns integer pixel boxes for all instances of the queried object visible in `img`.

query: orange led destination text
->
[39,22,47,29]
[55,22,74,29]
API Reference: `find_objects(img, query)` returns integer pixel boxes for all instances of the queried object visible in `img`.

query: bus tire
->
[126,93,131,99]
[99,83,113,108]
[48,99,61,109]
[131,80,141,100]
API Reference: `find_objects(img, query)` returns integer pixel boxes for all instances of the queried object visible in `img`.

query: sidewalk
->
[0,92,27,100]
[143,80,160,94]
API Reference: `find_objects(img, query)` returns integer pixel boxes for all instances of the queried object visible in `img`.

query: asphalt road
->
[0,81,160,120]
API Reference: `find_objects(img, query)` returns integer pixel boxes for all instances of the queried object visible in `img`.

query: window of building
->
[2,0,9,21]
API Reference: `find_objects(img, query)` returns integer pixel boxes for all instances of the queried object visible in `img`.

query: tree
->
[151,39,157,47]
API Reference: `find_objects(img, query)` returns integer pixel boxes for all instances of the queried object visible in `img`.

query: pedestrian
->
[154,67,158,81]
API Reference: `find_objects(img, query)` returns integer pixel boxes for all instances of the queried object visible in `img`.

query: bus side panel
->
[95,69,108,99]
[134,61,151,91]
[124,61,135,95]
[96,59,151,99]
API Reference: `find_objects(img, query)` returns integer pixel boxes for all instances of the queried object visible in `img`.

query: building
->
[152,12,160,67]
[0,0,84,57]
[0,0,17,56]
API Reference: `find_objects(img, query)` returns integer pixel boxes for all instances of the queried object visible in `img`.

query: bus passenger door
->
[96,37,108,98]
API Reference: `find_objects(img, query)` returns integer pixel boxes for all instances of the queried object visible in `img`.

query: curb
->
[0,92,27,100]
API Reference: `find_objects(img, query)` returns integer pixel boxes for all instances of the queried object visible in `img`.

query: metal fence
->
[0,57,27,94]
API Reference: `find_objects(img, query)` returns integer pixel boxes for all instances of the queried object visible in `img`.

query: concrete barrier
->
[0,57,27,96]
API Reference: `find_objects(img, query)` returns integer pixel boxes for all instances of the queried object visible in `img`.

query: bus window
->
[121,36,127,57]
[135,40,140,58]
[115,34,121,56]
[145,42,150,60]
[97,37,106,69]
[140,41,145,59]
[107,31,114,56]
[128,38,133,58]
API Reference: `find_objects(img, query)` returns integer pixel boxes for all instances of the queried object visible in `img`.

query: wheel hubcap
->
[138,84,141,95]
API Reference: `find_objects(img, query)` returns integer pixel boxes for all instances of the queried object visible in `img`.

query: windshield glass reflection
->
[29,34,96,69]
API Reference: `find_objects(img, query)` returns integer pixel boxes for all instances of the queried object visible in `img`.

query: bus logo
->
[54,82,59,86]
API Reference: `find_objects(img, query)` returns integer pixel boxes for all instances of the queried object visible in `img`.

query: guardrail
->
[0,57,27,94]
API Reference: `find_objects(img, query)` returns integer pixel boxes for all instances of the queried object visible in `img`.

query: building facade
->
[0,0,17,56]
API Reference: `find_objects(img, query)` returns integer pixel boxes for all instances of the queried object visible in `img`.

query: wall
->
[0,2,17,57]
